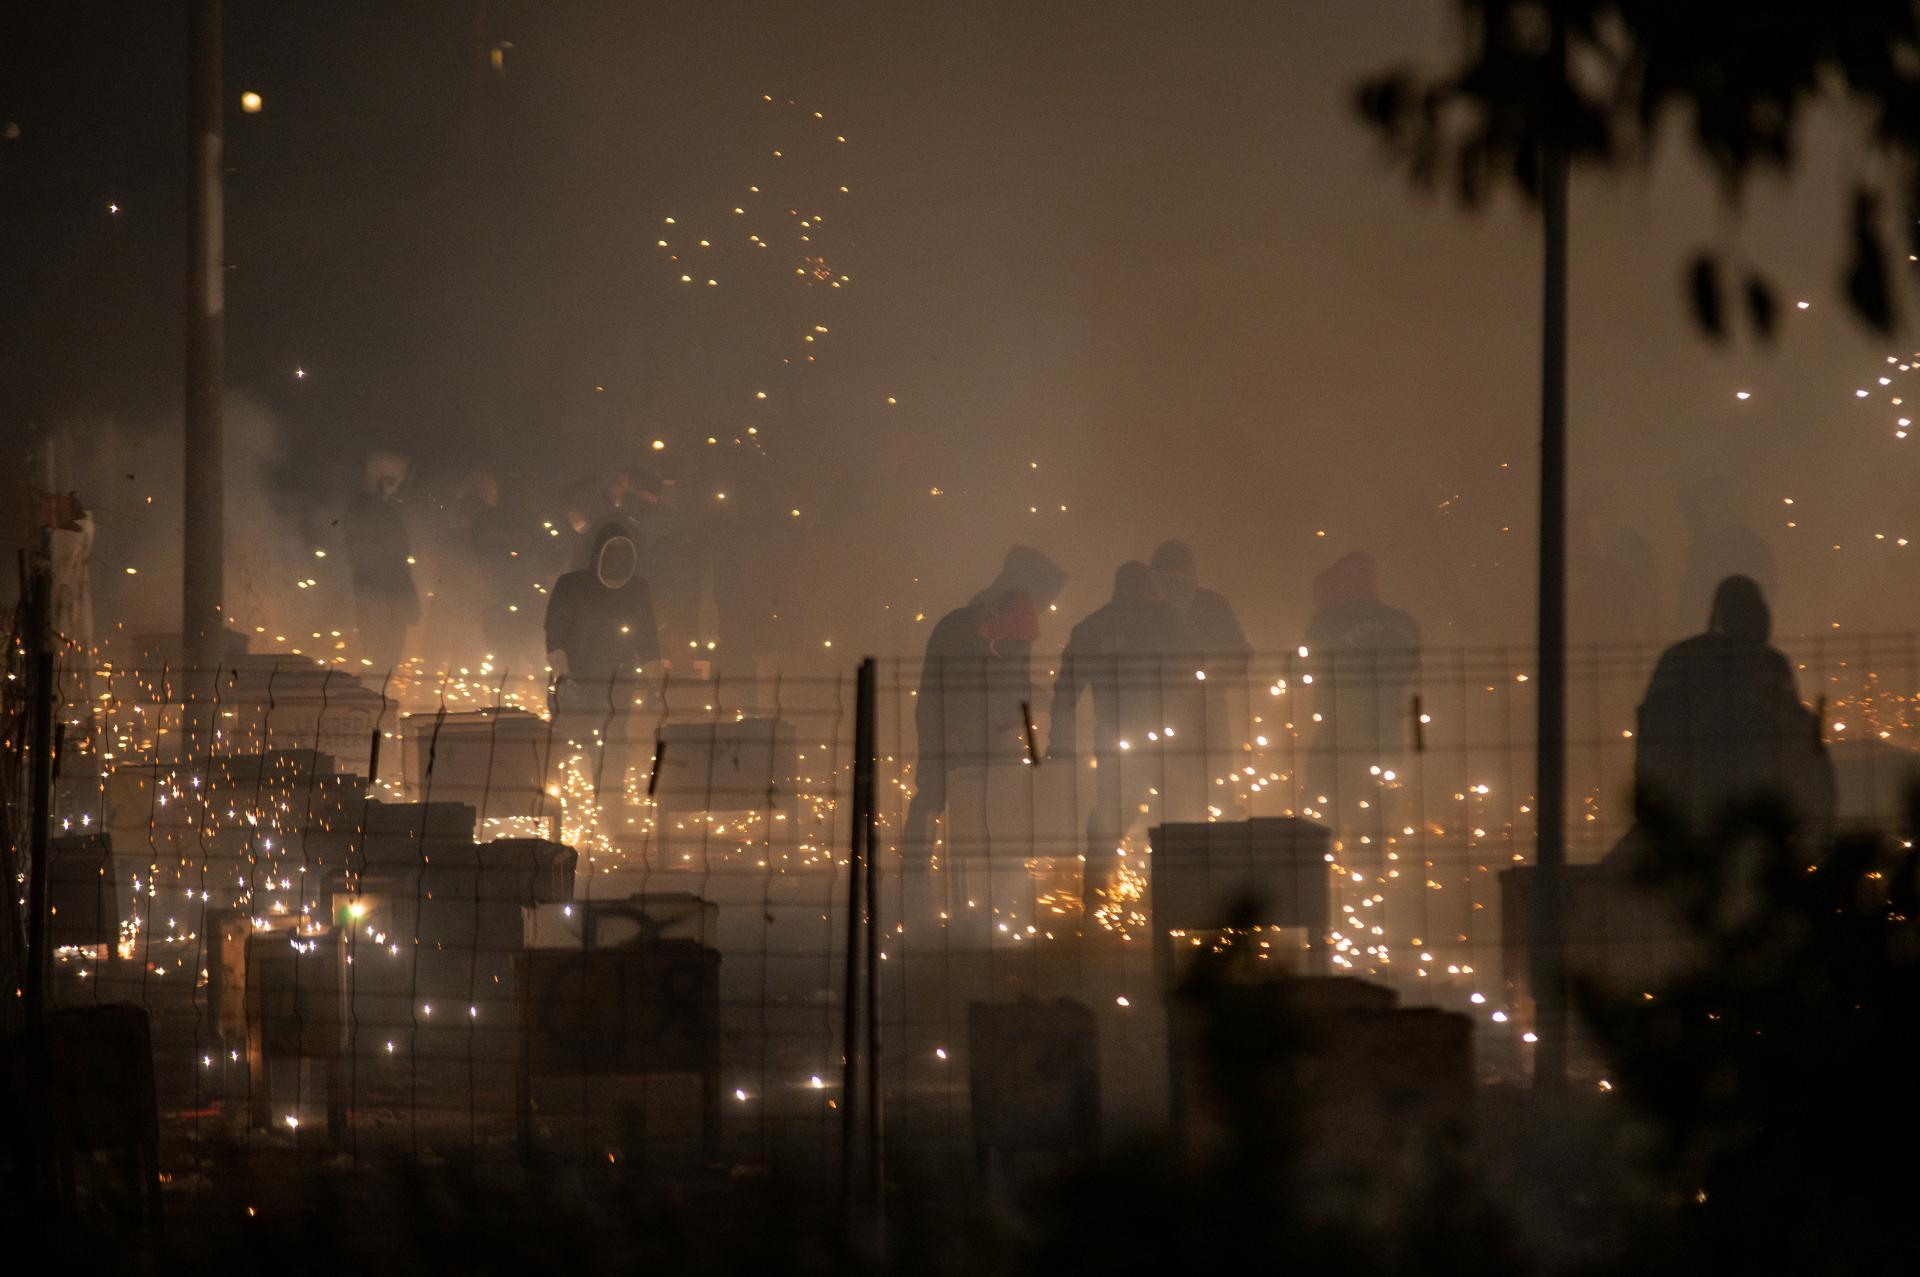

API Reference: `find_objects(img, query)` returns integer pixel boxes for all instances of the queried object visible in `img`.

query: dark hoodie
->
[1303,551,1421,807]
[1304,551,1421,709]
[544,523,660,681]
[927,547,1064,766]
[1632,575,1831,838]
[1050,562,1194,758]
[904,548,1066,847]
[967,545,1068,611]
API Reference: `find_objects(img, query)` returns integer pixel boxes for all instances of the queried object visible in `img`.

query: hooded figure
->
[969,545,1069,611]
[1148,540,1247,660]
[1150,539,1250,800]
[544,523,660,683]
[346,451,420,673]
[544,524,660,810]
[905,547,1065,855]
[1620,575,1832,857]
[1302,551,1421,831]
[1049,561,1194,918]
[1050,563,1193,758]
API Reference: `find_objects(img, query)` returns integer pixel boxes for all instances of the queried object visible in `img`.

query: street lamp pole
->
[1532,13,1572,1098]
[184,0,225,673]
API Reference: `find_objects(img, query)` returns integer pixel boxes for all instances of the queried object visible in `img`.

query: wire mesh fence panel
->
[17,634,1920,1195]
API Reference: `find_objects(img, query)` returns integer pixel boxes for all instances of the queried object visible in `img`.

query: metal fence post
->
[840,664,869,1233]
[23,553,54,1029]
[858,658,883,1222]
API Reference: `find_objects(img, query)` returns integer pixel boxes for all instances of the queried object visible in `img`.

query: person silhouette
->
[1301,551,1420,841]
[904,547,1066,855]
[1615,575,1833,863]
[544,523,660,812]
[1049,561,1194,923]
[1149,540,1251,808]
[345,450,420,674]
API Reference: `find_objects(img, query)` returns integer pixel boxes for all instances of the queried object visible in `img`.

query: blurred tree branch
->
[1357,1,1920,335]
[1578,793,1920,1270]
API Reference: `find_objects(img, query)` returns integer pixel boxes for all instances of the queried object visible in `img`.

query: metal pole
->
[23,554,54,1028]
[858,659,883,1219]
[1531,14,1571,1097]
[840,668,868,1232]
[184,0,225,673]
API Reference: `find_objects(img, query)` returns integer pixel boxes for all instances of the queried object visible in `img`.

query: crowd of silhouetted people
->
[328,445,1834,917]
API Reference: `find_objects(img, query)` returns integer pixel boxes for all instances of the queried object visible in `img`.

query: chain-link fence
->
[13,633,1920,1202]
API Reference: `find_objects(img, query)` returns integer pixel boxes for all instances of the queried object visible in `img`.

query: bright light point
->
[652,439,665,450]
[809,1075,823,1088]
[1115,995,1130,1008]
[935,1047,948,1060]
[1796,300,1810,309]
[1522,1032,1539,1043]
[240,91,263,113]
[734,1089,748,1101]
[1735,391,1750,400]
[284,1114,299,1130]
[1491,1010,1509,1023]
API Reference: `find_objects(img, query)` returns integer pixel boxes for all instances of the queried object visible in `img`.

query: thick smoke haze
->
[5,1,1915,662]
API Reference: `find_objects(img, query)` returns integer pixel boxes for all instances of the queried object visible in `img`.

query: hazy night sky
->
[3,1,1912,658]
